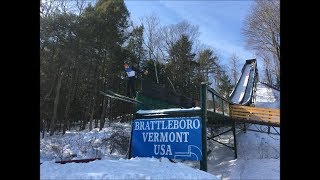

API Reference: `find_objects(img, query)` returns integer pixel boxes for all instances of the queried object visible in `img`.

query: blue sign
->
[132,117,202,160]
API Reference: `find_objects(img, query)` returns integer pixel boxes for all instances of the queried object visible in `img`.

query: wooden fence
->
[230,105,280,127]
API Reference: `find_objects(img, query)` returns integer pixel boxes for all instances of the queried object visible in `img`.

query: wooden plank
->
[231,113,280,119]
[246,117,278,121]
[232,116,280,123]
[230,111,279,117]
[232,116,280,121]
[230,108,280,114]
[230,110,280,117]
[250,114,279,119]
[250,117,279,122]
[229,105,280,125]
[232,115,280,121]
[230,112,280,119]
[232,117,280,122]
[230,109,280,116]
[230,106,280,113]
[231,114,279,120]
[230,105,280,113]
[230,107,279,113]
[232,111,280,116]
[233,118,280,127]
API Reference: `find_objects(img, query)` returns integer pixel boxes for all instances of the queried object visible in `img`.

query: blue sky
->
[125,0,257,67]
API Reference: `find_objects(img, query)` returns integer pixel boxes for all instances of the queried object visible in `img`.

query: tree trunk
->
[81,102,91,130]
[49,72,64,136]
[94,119,98,128]
[58,118,62,132]
[99,98,107,131]
[63,95,72,134]
[63,61,80,134]
[42,119,45,139]
[266,68,273,85]
[89,97,96,131]
[40,75,57,108]
[63,76,75,133]
[108,98,112,127]
[89,66,99,131]
[89,113,94,131]
[80,60,94,131]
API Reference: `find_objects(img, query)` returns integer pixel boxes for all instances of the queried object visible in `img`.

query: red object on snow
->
[55,158,101,164]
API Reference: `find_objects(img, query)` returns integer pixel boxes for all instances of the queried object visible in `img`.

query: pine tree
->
[216,70,234,98]
[166,34,197,97]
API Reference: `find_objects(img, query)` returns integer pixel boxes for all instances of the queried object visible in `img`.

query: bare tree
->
[140,13,162,83]
[257,49,279,87]
[243,0,280,86]
[262,55,273,85]
[41,0,90,16]
[50,71,64,136]
[75,0,88,15]
[159,20,200,56]
[229,53,241,86]
[40,0,57,17]
[243,0,280,62]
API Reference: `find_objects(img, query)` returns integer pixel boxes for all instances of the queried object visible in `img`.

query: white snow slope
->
[230,64,252,104]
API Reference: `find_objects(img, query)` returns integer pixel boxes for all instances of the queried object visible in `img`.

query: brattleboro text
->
[133,118,201,156]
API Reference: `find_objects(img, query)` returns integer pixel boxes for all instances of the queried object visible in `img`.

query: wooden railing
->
[230,105,280,126]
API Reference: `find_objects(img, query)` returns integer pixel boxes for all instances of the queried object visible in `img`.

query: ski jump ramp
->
[229,59,258,105]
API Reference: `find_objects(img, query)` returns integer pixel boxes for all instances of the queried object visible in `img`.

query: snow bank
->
[41,157,218,180]
[40,122,132,162]
[41,122,218,179]
[137,107,201,114]
[254,82,280,109]
[207,130,280,180]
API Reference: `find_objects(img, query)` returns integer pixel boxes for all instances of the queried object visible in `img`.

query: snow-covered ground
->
[203,81,280,179]
[40,82,280,179]
[254,82,280,109]
[41,157,217,179]
[40,123,218,179]
[205,127,280,179]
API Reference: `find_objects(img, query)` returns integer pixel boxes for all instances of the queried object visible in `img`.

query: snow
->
[41,157,218,180]
[137,107,201,114]
[230,64,252,104]
[41,122,217,180]
[243,74,249,86]
[40,122,132,161]
[238,92,245,102]
[254,82,280,109]
[40,82,280,180]
[204,82,280,179]
[204,126,280,180]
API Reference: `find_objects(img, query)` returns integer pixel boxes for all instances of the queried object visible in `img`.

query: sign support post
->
[200,82,208,172]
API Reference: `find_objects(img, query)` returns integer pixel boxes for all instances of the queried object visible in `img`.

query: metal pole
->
[128,120,134,159]
[128,111,137,159]
[212,93,216,113]
[232,121,237,159]
[222,100,224,115]
[200,82,208,171]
